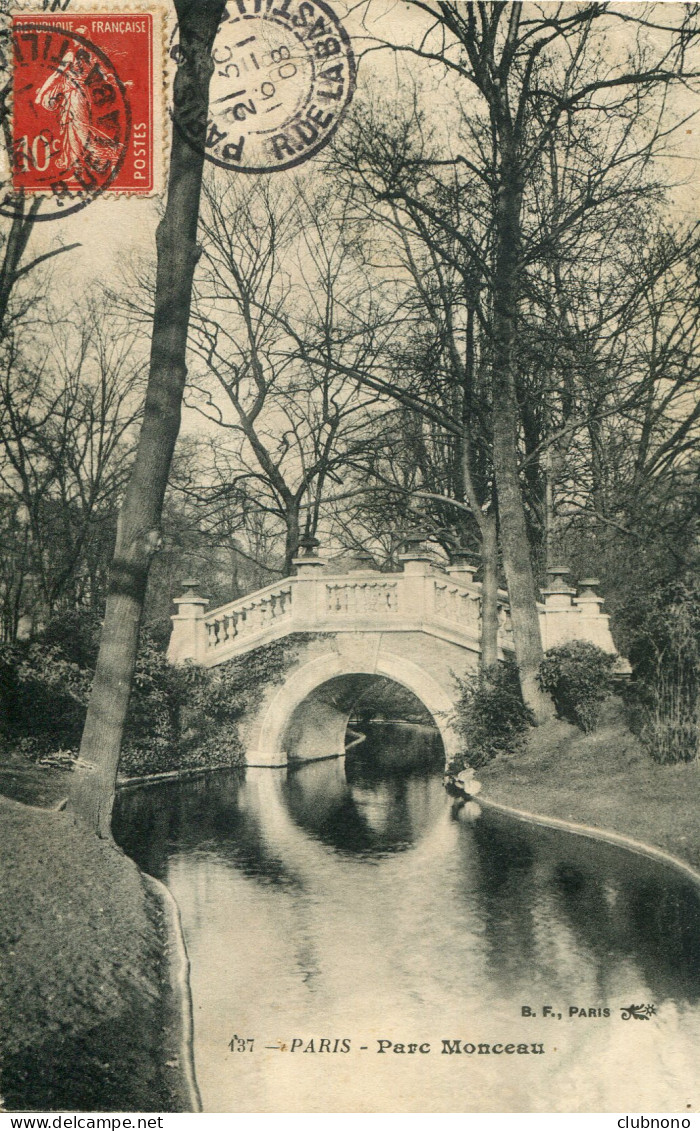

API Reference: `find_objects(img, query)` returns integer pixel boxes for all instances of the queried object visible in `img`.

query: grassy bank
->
[0,754,72,810]
[0,784,186,1111]
[479,698,700,871]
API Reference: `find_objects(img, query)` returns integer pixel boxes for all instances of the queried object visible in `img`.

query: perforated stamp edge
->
[2,0,171,203]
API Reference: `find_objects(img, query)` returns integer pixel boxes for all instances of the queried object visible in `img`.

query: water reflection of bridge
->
[167,546,624,767]
[114,744,700,1031]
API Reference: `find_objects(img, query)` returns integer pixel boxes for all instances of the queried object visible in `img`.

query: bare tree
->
[347,2,700,718]
[0,303,144,633]
[548,222,700,597]
[324,105,500,663]
[187,175,388,575]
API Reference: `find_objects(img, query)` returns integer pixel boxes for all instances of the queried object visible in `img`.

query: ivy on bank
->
[0,620,313,777]
[120,632,313,777]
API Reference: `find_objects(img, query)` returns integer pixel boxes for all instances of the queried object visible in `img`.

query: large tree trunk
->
[456,309,500,670]
[457,403,499,670]
[480,511,499,669]
[491,169,553,722]
[284,506,301,576]
[68,0,227,837]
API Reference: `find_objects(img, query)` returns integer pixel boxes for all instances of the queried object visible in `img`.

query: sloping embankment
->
[0,796,190,1112]
[479,701,700,871]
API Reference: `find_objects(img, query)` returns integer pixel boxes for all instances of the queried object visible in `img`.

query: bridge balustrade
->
[204,584,294,651]
[167,555,625,670]
[433,579,481,635]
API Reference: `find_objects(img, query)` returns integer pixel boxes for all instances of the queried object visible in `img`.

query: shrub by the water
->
[120,634,302,777]
[538,641,616,733]
[449,660,534,772]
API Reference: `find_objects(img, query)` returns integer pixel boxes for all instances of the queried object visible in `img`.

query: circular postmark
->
[171,0,355,174]
[1,19,131,221]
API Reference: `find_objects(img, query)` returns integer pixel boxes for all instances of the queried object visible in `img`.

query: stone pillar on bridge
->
[446,550,478,586]
[399,535,434,622]
[539,569,625,663]
[291,537,326,628]
[539,566,577,650]
[574,577,625,663]
[168,580,209,664]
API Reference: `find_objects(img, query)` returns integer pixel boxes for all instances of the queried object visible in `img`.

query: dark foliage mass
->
[450,659,534,771]
[0,614,308,776]
[622,581,700,764]
[350,676,434,725]
[538,642,617,733]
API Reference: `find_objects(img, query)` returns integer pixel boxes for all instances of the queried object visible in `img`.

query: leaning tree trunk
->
[491,167,553,722]
[69,0,227,837]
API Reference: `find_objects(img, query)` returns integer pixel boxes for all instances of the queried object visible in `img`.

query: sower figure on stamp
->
[35,47,118,179]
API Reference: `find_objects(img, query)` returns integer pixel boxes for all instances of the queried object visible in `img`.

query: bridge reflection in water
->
[113,727,700,1114]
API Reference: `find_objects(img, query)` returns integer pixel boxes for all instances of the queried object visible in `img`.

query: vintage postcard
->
[1,0,699,1117]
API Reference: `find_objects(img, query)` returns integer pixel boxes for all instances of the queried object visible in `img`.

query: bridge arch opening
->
[249,650,461,767]
[284,672,445,767]
[349,676,435,730]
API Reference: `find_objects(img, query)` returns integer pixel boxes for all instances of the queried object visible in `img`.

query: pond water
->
[113,726,700,1113]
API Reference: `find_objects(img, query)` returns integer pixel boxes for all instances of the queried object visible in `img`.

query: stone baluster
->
[167,580,209,664]
[463,590,480,631]
[246,600,256,631]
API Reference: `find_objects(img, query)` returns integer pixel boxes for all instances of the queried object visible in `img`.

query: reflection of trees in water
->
[466,813,700,1007]
[347,723,444,781]
[114,787,173,879]
[624,879,700,1005]
[547,845,700,1006]
[461,817,540,989]
[113,771,300,889]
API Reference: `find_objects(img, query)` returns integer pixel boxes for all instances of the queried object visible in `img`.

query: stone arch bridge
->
[167,549,624,768]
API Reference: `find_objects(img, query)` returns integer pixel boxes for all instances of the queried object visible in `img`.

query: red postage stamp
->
[12,11,159,197]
